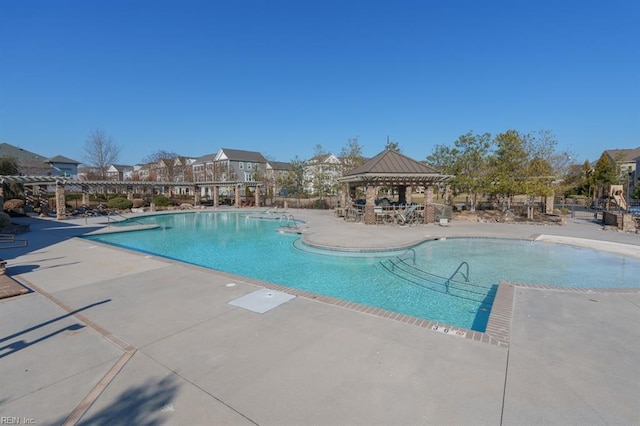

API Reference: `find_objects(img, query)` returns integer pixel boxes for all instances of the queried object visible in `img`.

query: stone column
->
[406,185,413,205]
[81,185,89,206]
[364,184,376,225]
[424,185,435,224]
[235,184,241,208]
[254,186,261,207]
[340,184,347,208]
[193,186,200,205]
[55,181,67,220]
[213,185,219,207]
[126,186,134,200]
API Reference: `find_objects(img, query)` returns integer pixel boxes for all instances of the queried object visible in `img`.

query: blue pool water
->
[83,211,640,332]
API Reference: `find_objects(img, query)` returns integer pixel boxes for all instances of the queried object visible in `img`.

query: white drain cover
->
[228,288,296,313]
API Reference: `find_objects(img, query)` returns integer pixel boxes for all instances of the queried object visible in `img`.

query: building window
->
[239,162,244,169]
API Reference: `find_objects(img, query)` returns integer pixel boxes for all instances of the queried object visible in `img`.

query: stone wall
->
[603,212,638,233]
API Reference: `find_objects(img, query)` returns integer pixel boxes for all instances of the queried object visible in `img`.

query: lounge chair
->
[396,205,419,225]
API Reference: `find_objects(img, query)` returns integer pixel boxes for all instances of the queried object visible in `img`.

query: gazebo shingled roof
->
[339,149,452,185]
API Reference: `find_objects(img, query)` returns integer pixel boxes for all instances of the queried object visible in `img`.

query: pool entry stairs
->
[379,251,496,306]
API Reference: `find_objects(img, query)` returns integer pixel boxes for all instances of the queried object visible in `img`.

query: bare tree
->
[82,129,121,179]
[142,150,179,181]
[142,150,178,164]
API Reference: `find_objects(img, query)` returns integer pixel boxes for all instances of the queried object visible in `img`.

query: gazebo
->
[337,149,453,225]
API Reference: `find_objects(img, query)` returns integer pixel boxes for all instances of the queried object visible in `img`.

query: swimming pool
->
[83,211,640,332]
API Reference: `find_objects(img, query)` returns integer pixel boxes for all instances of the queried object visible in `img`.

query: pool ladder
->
[384,255,470,294]
[279,214,298,229]
[445,261,469,293]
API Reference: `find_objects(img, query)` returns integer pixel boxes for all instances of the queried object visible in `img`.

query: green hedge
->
[106,197,133,210]
[153,195,173,207]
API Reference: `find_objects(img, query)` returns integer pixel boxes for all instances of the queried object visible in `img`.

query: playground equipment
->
[603,184,627,211]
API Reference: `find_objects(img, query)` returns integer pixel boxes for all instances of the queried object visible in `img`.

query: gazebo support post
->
[424,185,435,224]
[364,184,376,225]
[406,185,413,205]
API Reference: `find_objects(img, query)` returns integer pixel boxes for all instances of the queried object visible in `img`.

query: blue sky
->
[1,0,638,166]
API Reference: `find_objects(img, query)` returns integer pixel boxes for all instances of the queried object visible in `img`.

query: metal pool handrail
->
[279,214,298,229]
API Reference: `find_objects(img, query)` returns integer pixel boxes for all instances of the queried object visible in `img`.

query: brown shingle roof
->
[344,149,441,175]
[605,147,640,162]
[339,149,451,185]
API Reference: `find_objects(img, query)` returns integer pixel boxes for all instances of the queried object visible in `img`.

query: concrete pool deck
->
[0,208,638,425]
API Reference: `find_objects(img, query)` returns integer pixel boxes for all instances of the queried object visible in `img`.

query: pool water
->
[83,211,640,332]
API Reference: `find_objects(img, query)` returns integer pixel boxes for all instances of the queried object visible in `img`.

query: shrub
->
[0,211,12,227]
[106,197,133,210]
[312,199,330,209]
[153,195,173,207]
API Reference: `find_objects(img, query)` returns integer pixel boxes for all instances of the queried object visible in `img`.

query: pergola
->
[0,176,262,219]
[337,149,453,225]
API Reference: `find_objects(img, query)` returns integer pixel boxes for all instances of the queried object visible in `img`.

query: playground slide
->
[613,194,627,210]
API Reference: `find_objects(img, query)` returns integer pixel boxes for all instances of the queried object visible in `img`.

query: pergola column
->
[235,184,241,208]
[406,185,413,204]
[364,184,376,225]
[213,185,219,207]
[193,185,200,205]
[80,185,89,206]
[254,185,260,207]
[340,184,347,208]
[55,181,67,220]
[424,185,435,224]
[126,186,134,200]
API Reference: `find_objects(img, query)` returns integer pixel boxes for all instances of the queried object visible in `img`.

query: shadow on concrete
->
[0,216,104,262]
[7,261,81,275]
[0,323,85,359]
[0,299,111,345]
[71,375,180,426]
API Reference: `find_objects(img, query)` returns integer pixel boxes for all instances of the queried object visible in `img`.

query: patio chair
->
[396,205,419,225]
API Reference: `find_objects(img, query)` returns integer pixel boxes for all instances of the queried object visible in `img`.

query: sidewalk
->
[0,209,638,425]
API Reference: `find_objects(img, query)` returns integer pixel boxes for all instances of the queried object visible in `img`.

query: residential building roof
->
[216,148,267,163]
[268,161,292,171]
[605,147,640,162]
[193,153,217,165]
[46,155,81,165]
[0,142,48,164]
